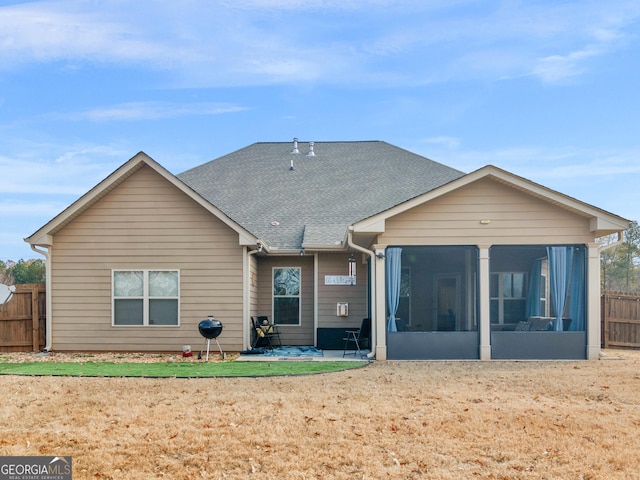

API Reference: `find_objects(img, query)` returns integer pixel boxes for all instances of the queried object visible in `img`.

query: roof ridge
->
[253,140,383,145]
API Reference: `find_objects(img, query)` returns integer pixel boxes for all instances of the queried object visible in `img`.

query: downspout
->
[347,227,377,359]
[599,231,623,252]
[244,241,264,350]
[30,244,52,352]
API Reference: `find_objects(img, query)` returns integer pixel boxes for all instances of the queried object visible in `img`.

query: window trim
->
[272,266,302,326]
[112,269,180,327]
[490,271,527,325]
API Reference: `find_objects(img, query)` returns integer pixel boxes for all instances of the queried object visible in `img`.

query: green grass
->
[0,360,368,378]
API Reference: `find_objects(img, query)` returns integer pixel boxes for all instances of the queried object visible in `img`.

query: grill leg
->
[205,338,211,362]
[214,338,225,359]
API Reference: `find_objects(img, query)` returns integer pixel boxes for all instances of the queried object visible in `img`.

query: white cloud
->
[0,144,126,195]
[532,46,603,83]
[434,145,640,179]
[1,0,638,86]
[60,101,248,122]
[421,136,462,150]
[0,199,67,217]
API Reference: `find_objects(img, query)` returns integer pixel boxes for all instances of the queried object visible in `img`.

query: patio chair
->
[343,318,371,358]
[251,316,282,350]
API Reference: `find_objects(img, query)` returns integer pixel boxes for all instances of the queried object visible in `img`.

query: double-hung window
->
[490,272,527,325]
[272,267,301,325]
[113,270,179,326]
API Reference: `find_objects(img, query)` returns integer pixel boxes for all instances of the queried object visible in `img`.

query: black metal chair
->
[343,318,371,358]
[251,316,282,350]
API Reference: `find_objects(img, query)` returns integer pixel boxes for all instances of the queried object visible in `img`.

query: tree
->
[0,260,8,284]
[600,221,640,292]
[622,221,640,291]
[3,259,46,284]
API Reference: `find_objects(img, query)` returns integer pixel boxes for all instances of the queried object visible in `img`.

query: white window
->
[490,272,527,325]
[112,270,179,326]
[272,267,301,325]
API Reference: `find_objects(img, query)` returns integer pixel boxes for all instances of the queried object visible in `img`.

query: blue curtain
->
[525,258,542,318]
[568,247,586,331]
[547,246,574,331]
[386,248,403,332]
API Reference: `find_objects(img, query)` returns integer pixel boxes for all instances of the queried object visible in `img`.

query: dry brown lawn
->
[2,350,640,480]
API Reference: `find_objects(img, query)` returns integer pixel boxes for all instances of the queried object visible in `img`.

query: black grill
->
[198,317,223,339]
[198,314,224,361]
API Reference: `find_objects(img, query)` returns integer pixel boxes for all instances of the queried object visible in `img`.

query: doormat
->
[263,346,324,357]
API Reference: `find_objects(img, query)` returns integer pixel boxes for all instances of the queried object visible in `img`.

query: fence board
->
[602,291,640,349]
[0,284,46,352]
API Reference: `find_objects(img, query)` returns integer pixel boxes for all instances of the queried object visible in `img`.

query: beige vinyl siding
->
[257,256,314,345]
[50,165,244,352]
[249,254,259,318]
[317,253,369,329]
[379,178,595,246]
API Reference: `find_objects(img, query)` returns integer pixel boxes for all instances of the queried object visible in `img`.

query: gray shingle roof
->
[177,141,465,250]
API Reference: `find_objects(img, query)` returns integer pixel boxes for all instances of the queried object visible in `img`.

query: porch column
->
[374,244,387,360]
[243,247,250,350]
[586,242,601,360]
[478,245,491,360]
[313,253,319,346]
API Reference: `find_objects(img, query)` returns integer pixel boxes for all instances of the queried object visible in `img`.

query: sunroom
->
[384,244,588,360]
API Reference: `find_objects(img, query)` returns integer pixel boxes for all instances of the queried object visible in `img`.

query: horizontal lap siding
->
[317,253,368,329]
[379,178,594,246]
[257,256,314,345]
[51,165,244,352]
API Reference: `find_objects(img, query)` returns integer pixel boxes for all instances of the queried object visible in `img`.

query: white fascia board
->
[25,153,150,244]
[24,233,53,247]
[590,217,631,235]
[480,166,631,234]
[352,165,630,236]
[24,151,260,249]
[352,217,386,234]
[300,243,346,251]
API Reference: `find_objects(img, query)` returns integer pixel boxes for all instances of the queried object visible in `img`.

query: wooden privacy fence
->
[602,290,640,349]
[0,283,46,352]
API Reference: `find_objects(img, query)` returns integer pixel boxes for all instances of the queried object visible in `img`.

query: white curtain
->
[386,248,402,332]
[547,247,573,331]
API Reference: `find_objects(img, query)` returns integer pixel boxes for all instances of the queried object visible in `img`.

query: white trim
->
[111,269,180,327]
[272,266,302,326]
[313,253,319,346]
[25,152,259,248]
[352,165,630,236]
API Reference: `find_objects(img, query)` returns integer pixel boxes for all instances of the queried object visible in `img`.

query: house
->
[25,140,630,360]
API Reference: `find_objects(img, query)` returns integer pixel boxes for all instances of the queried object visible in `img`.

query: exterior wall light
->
[348,254,356,278]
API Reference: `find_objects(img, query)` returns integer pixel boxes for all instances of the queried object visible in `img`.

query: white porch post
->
[478,245,491,360]
[374,244,387,360]
[242,247,250,351]
[313,252,319,347]
[586,242,601,360]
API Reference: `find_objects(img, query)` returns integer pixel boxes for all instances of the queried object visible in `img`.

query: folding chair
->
[251,316,282,350]
[343,318,371,358]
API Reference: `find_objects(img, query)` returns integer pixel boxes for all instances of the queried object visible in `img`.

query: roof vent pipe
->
[307,141,315,157]
[291,137,300,154]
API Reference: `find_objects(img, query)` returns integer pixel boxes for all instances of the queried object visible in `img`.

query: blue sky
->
[1,0,639,262]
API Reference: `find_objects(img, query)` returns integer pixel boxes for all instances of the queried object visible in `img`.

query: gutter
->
[29,244,52,352]
[600,221,636,252]
[244,241,266,350]
[347,226,377,359]
[599,231,624,252]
